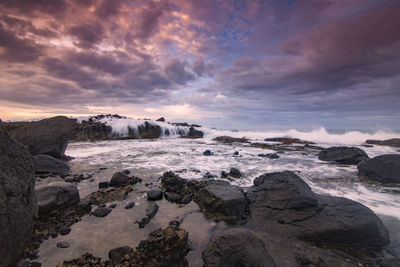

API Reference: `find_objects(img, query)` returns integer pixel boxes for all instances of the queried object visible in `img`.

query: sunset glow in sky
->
[0,0,399,130]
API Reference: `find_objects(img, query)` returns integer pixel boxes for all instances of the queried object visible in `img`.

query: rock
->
[258,153,280,159]
[138,203,159,228]
[76,200,92,213]
[195,180,249,224]
[35,177,80,217]
[380,258,400,267]
[203,172,218,179]
[70,119,112,141]
[109,171,140,187]
[358,154,400,183]
[121,169,130,175]
[125,202,135,209]
[203,149,213,156]
[98,181,109,189]
[59,227,71,235]
[247,171,390,250]
[161,171,195,198]
[92,207,112,217]
[264,137,315,145]
[233,151,239,156]
[318,146,369,165]
[187,127,203,138]
[213,136,248,144]
[32,154,70,176]
[156,117,166,122]
[165,192,181,203]
[202,228,276,267]
[221,171,228,178]
[108,246,133,261]
[60,253,102,266]
[181,194,192,204]
[109,203,117,209]
[86,186,133,205]
[57,241,70,248]
[0,120,36,267]
[6,116,77,159]
[228,167,242,178]
[366,138,400,147]
[147,188,163,201]
[137,121,161,139]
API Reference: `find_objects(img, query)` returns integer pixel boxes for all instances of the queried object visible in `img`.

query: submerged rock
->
[358,154,400,184]
[32,154,70,176]
[109,171,141,187]
[0,120,36,267]
[318,146,369,165]
[202,228,276,267]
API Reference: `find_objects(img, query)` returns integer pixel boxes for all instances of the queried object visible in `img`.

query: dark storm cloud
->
[164,59,195,85]
[68,23,104,49]
[0,0,67,17]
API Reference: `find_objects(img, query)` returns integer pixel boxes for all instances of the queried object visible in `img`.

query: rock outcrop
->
[318,146,369,165]
[0,120,36,267]
[358,154,400,184]
[32,154,70,176]
[366,138,400,147]
[5,116,77,159]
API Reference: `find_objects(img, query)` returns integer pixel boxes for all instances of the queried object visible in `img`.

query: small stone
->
[31,262,42,267]
[233,151,239,156]
[203,150,213,156]
[98,181,110,189]
[57,241,70,248]
[92,207,112,217]
[109,203,117,209]
[125,202,135,209]
[108,246,133,261]
[147,188,163,200]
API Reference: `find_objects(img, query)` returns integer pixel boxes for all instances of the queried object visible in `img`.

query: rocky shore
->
[1,116,400,266]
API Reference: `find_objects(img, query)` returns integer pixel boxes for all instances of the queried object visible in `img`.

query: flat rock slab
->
[318,146,369,165]
[358,154,400,184]
[32,154,70,176]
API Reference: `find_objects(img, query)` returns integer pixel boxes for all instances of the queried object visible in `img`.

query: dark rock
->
[125,202,135,209]
[59,227,71,235]
[98,181,109,189]
[233,151,239,156]
[366,138,400,147]
[202,228,276,267]
[358,154,400,184]
[380,258,400,267]
[108,204,117,209]
[57,241,70,248]
[181,194,192,204]
[76,200,92,213]
[318,146,369,165]
[16,259,31,267]
[121,169,130,175]
[109,171,140,187]
[161,171,194,198]
[35,177,80,217]
[203,149,213,156]
[60,253,102,266]
[264,137,315,145]
[0,121,36,267]
[156,117,166,122]
[195,180,249,224]
[70,119,111,141]
[221,171,228,178]
[213,136,248,144]
[258,153,280,159]
[108,246,133,261]
[92,207,112,217]
[203,172,218,179]
[6,116,77,158]
[229,167,242,178]
[187,127,203,138]
[138,204,159,228]
[147,187,163,200]
[32,154,70,176]
[165,192,181,203]
[31,262,42,267]
[86,186,133,205]
[137,121,161,139]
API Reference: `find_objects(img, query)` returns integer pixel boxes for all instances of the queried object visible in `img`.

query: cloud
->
[68,23,104,48]
[164,58,195,85]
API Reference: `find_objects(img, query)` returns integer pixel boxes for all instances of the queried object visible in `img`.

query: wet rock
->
[76,200,92,213]
[358,154,400,184]
[109,171,130,187]
[221,171,228,178]
[60,253,102,266]
[108,204,117,209]
[258,153,280,159]
[92,207,112,217]
[195,180,249,224]
[264,137,315,145]
[138,203,159,228]
[32,154,70,176]
[213,136,249,144]
[228,167,242,178]
[35,177,80,217]
[0,121,36,267]
[181,194,192,204]
[156,117,165,122]
[121,169,130,175]
[165,192,181,203]
[161,171,196,198]
[5,116,77,159]
[203,149,213,156]
[380,258,400,267]
[108,246,133,261]
[59,227,71,235]
[318,146,369,165]
[202,228,276,267]
[366,138,400,147]
[233,151,239,156]
[247,171,390,250]
[203,172,218,179]
[147,187,163,200]
[98,181,109,189]
[187,127,203,138]
[86,186,133,205]
[125,202,135,209]
[57,241,70,248]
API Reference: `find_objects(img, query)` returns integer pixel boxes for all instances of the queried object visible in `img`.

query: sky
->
[0,0,399,131]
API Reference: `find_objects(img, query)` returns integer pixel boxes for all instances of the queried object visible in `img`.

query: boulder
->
[109,171,140,187]
[160,171,197,199]
[203,150,213,156]
[202,228,276,267]
[147,187,163,201]
[195,180,249,224]
[358,154,400,184]
[247,171,390,250]
[6,116,77,159]
[187,127,203,138]
[0,120,36,267]
[92,207,112,217]
[318,146,369,165]
[32,154,70,176]
[35,177,80,217]
[137,121,161,139]
[228,167,241,178]
[366,138,400,147]
[109,246,133,261]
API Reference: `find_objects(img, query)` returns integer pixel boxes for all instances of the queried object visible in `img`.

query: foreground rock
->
[202,228,276,267]
[60,221,190,267]
[86,186,133,205]
[247,171,389,250]
[109,171,141,187]
[366,138,400,147]
[5,116,77,159]
[35,177,80,217]
[32,155,70,176]
[160,171,199,204]
[0,121,36,267]
[358,154,400,184]
[195,180,249,224]
[318,146,369,165]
